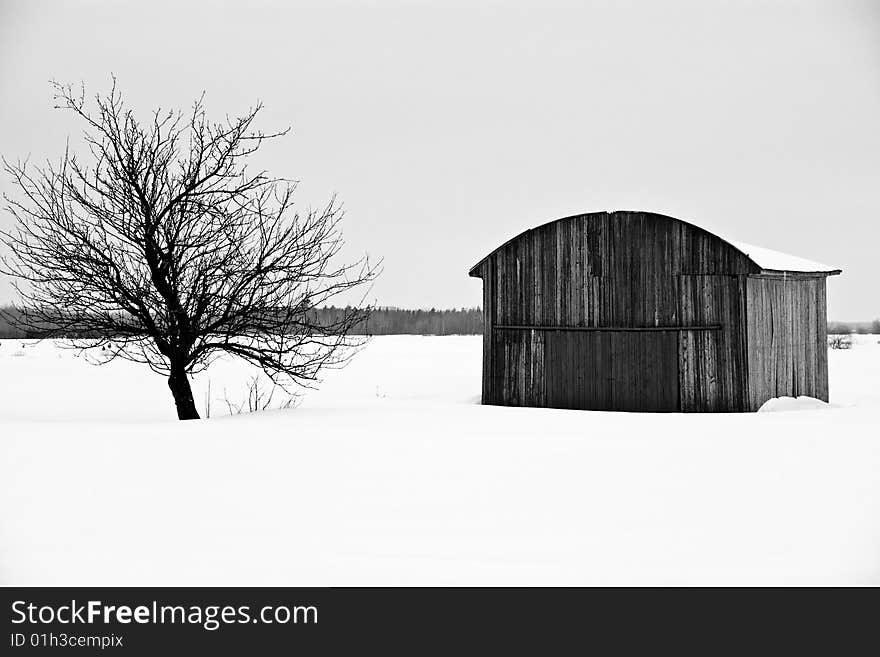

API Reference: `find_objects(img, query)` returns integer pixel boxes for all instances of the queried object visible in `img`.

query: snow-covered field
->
[1,335,879,585]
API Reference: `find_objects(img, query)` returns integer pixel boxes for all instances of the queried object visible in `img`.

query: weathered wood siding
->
[478,211,758,412]
[539,330,680,411]
[678,275,749,412]
[745,275,828,410]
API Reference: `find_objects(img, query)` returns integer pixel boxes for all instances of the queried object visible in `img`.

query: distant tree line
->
[308,306,483,335]
[827,320,880,335]
[0,305,484,339]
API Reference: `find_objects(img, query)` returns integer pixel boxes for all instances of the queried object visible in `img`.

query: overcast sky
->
[1,0,877,319]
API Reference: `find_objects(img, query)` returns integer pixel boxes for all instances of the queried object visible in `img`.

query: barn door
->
[543,331,680,412]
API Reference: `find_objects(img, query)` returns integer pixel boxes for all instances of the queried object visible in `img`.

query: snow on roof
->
[727,239,840,274]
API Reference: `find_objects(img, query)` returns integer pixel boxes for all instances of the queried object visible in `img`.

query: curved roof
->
[468,210,841,277]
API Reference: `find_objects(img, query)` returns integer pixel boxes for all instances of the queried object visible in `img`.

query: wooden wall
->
[678,275,749,412]
[476,211,759,412]
[745,275,829,410]
[479,325,683,410]
[484,211,757,328]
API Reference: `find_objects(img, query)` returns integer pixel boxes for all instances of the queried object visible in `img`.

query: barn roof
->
[468,211,842,277]
[724,240,839,275]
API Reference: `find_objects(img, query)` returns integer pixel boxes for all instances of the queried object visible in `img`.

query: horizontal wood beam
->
[752,270,841,279]
[493,324,722,332]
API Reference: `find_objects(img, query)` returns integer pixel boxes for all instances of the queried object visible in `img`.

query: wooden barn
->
[469,210,841,413]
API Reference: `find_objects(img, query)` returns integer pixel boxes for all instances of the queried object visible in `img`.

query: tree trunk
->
[168,363,200,420]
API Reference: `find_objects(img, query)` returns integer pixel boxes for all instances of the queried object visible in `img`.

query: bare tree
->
[828,333,853,350]
[1,80,379,420]
[222,376,298,415]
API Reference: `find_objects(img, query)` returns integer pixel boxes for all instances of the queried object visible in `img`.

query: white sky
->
[1,0,878,319]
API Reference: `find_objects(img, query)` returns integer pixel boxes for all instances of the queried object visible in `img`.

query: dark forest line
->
[827,320,880,335]
[311,306,483,336]
[0,305,484,339]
